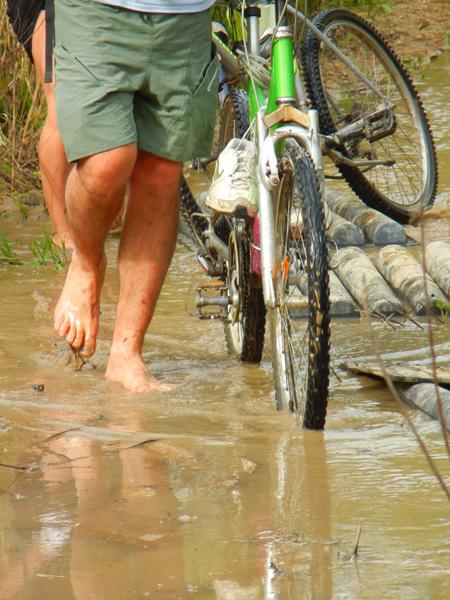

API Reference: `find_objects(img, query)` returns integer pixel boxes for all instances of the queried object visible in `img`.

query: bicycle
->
[180,0,438,430]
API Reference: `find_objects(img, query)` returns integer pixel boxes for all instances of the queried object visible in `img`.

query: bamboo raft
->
[178,188,450,426]
[342,362,450,431]
[324,190,450,318]
[179,188,450,319]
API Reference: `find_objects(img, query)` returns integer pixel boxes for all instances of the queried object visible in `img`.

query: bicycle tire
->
[180,177,208,242]
[219,89,266,362]
[224,229,265,362]
[218,88,250,145]
[302,8,438,223]
[270,141,330,429]
[179,88,250,243]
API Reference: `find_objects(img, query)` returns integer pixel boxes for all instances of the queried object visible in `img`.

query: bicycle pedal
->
[193,280,229,320]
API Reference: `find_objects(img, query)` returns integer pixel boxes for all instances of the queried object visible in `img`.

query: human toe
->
[80,335,96,358]
[66,316,78,346]
[71,325,85,351]
[58,315,71,338]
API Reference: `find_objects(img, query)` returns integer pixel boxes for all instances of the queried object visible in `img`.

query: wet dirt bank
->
[0,56,449,599]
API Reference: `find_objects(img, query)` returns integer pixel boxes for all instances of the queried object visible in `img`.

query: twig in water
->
[402,308,425,331]
[44,449,72,463]
[361,293,450,501]
[330,364,343,383]
[0,462,27,471]
[42,427,81,443]
[353,521,362,557]
[125,438,159,450]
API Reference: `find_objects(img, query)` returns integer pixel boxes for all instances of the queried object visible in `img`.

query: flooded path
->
[1,58,450,598]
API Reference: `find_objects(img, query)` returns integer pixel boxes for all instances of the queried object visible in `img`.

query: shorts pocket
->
[53,44,102,84]
[188,51,219,159]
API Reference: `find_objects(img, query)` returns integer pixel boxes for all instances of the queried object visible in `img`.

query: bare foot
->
[54,252,106,357]
[106,350,173,393]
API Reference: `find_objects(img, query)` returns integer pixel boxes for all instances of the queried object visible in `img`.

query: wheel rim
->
[273,164,311,415]
[319,18,434,210]
[226,231,244,355]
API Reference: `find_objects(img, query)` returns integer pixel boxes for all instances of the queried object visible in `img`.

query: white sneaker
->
[206,138,257,217]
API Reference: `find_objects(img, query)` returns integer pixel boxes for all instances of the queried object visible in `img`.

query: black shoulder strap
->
[44,0,55,83]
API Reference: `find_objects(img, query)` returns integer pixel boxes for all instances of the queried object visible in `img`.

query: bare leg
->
[32,11,72,247]
[54,144,136,356]
[106,150,180,392]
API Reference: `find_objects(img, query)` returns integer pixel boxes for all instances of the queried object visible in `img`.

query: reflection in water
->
[259,432,333,599]
[0,421,335,598]
[0,426,185,598]
[1,236,449,597]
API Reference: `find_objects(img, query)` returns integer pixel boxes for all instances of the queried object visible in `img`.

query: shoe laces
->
[229,148,254,190]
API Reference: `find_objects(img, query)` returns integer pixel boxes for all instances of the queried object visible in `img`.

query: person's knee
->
[131,152,182,200]
[78,144,137,197]
[135,152,181,181]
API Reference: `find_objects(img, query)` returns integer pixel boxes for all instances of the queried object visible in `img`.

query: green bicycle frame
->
[246,0,297,121]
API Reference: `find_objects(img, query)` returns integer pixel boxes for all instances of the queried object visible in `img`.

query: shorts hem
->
[137,140,189,164]
[65,136,137,163]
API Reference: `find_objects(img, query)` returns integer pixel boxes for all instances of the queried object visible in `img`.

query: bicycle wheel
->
[270,141,330,429]
[181,87,265,361]
[224,227,265,362]
[302,8,437,223]
[180,88,249,243]
[220,89,266,362]
[218,88,249,146]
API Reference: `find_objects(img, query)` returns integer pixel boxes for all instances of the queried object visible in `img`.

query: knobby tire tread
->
[274,144,330,429]
[221,89,266,363]
[293,147,330,429]
[224,234,266,363]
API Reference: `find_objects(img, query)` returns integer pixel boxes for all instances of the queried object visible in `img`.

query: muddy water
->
[417,51,450,194]
[1,61,450,599]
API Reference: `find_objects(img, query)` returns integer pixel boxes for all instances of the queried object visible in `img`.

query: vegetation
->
[308,0,391,16]
[0,3,45,198]
[0,230,68,269]
[0,232,22,265]
[29,230,69,269]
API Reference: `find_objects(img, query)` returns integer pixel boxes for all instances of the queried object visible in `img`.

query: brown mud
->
[366,0,450,66]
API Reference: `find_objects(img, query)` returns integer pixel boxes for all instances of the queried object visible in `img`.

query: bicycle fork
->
[255,109,324,311]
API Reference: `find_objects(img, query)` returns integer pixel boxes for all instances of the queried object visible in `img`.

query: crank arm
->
[203,230,228,262]
[326,147,395,168]
[329,106,396,146]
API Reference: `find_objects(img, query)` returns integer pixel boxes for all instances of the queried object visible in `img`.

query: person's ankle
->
[109,340,143,361]
[71,249,106,270]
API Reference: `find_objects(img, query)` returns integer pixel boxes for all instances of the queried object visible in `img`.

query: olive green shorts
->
[54,0,218,163]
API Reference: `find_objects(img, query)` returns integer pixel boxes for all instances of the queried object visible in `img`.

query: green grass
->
[29,230,68,270]
[0,233,23,265]
[0,3,45,199]
[0,230,68,270]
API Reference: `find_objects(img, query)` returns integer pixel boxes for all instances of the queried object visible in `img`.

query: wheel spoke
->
[308,11,436,216]
[271,142,329,428]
